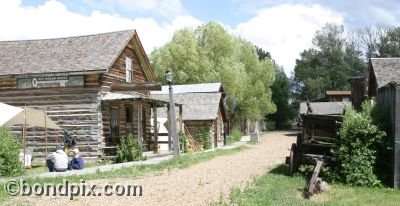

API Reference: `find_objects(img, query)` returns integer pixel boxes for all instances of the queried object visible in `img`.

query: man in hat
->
[68,148,84,170]
[46,145,68,172]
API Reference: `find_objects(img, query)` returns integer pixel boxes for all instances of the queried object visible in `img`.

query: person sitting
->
[46,145,68,172]
[68,148,84,170]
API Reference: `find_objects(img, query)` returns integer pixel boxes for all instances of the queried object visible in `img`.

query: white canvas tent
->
[0,102,61,167]
[0,102,23,126]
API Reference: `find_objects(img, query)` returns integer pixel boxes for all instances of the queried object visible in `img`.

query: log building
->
[0,30,171,161]
[151,83,228,149]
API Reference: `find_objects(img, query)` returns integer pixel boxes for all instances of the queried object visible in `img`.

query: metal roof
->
[101,92,144,101]
[370,58,400,88]
[151,93,222,120]
[150,83,222,95]
[299,101,351,115]
[0,30,135,76]
[101,92,180,107]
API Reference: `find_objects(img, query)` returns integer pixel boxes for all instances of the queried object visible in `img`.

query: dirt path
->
[8,131,296,206]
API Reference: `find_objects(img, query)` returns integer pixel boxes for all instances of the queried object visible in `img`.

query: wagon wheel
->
[289,143,298,176]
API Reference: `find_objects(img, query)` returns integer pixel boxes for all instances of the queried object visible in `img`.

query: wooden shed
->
[150,83,228,149]
[0,30,170,161]
[368,58,400,188]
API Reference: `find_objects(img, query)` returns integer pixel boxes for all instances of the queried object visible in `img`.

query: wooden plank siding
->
[101,45,149,94]
[99,42,154,155]
[376,84,400,188]
[0,75,102,161]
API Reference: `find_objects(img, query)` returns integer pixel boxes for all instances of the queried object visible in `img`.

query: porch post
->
[137,104,143,145]
[167,105,172,151]
[179,105,183,133]
[153,104,158,153]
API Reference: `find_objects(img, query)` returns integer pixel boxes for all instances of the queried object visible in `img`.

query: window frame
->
[110,107,120,139]
[125,57,132,83]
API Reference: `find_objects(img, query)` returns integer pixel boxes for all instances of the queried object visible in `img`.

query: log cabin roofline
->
[0,69,106,78]
[131,31,157,82]
[369,57,400,89]
[0,30,157,82]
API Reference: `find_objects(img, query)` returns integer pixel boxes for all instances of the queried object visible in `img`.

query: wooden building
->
[0,30,170,161]
[363,58,400,188]
[313,90,351,102]
[150,83,228,149]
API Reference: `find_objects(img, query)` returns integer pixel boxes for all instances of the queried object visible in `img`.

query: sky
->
[1,0,399,76]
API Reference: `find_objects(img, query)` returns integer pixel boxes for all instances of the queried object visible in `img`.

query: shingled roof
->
[370,58,400,88]
[299,101,351,115]
[151,93,222,121]
[0,30,135,76]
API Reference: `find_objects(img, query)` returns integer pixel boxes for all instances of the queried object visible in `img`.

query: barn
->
[0,30,172,162]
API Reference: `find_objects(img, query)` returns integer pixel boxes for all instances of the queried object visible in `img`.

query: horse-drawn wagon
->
[287,102,344,196]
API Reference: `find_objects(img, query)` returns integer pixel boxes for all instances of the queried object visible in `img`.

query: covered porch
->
[100,92,182,157]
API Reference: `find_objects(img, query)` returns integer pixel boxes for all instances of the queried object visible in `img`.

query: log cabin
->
[151,83,228,149]
[0,30,172,162]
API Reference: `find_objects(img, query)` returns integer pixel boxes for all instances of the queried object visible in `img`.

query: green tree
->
[293,23,366,101]
[267,67,296,129]
[380,27,400,57]
[357,25,400,59]
[257,47,295,129]
[151,22,276,120]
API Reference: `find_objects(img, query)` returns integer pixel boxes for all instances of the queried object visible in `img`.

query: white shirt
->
[47,150,68,170]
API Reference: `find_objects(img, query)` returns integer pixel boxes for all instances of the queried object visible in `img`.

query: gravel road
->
[8,131,296,206]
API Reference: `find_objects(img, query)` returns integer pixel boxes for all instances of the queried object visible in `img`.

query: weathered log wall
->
[0,74,102,161]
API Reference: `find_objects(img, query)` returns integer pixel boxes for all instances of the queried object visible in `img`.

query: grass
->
[216,164,400,206]
[0,146,247,202]
[227,128,242,144]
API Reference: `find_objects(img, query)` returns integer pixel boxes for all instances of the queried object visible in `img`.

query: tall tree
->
[357,25,400,59]
[150,22,276,120]
[293,23,366,101]
[380,27,400,57]
[257,47,295,129]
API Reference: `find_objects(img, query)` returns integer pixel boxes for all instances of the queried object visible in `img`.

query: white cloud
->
[235,4,344,76]
[0,0,201,54]
[83,0,185,17]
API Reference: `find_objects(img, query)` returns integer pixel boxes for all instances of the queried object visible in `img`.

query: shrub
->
[265,120,276,131]
[329,101,385,187]
[116,135,143,163]
[179,132,189,153]
[0,127,22,177]
[227,127,242,144]
[196,127,212,150]
[371,104,393,186]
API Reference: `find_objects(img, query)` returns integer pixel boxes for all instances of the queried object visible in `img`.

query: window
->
[126,106,133,136]
[110,107,120,139]
[125,57,132,83]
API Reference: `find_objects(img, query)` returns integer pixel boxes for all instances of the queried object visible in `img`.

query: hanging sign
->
[17,75,84,89]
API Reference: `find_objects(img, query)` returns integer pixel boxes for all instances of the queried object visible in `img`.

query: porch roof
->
[101,92,181,106]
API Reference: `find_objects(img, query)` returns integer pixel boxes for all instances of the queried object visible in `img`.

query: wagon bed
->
[287,113,343,197]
